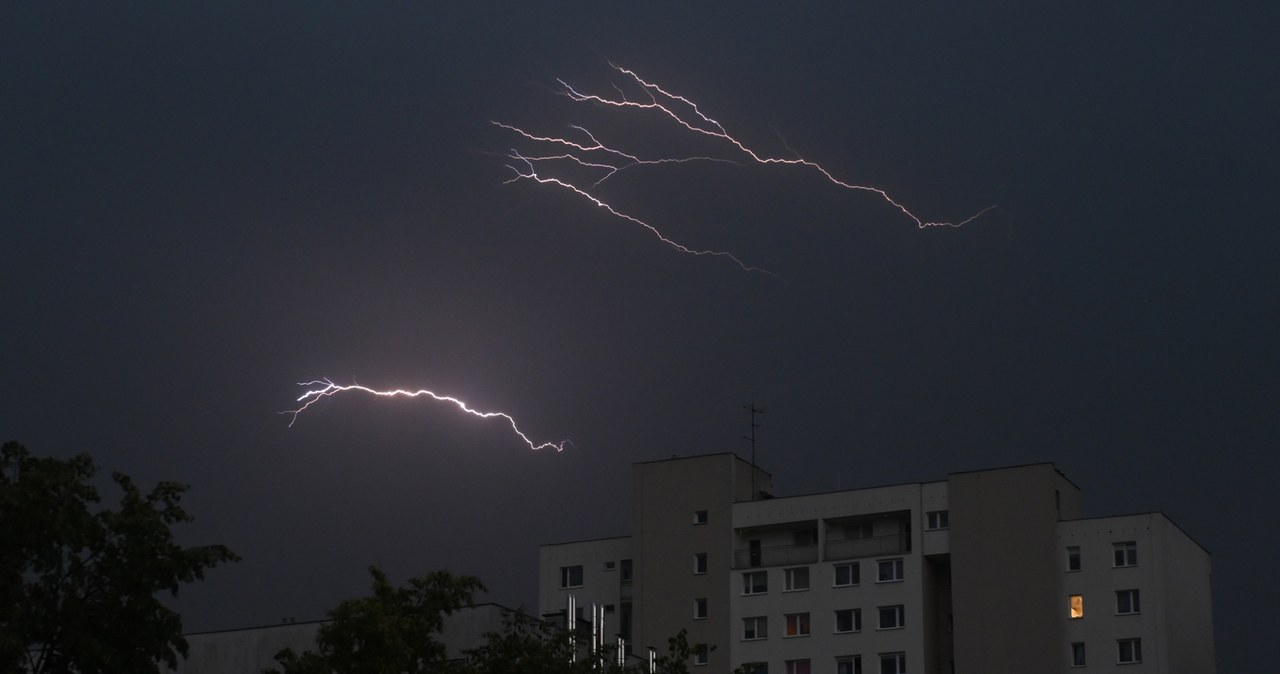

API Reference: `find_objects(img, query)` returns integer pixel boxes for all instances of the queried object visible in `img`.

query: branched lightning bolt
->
[283,379,572,452]
[494,63,997,270]
[502,152,774,275]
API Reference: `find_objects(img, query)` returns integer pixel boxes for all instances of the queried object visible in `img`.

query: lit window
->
[1069,594,1084,619]
[694,644,709,666]
[785,659,811,674]
[879,652,906,674]
[784,567,810,591]
[877,558,904,582]
[835,562,860,586]
[878,605,905,630]
[742,616,768,640]
[1067,546,1081,572]
[1118,638,1142,664]
[784,612,811,637]
[1116,589,1140,615]
[694,553,708,574]
[1113,541,1137,567]
[743,571,768,595]
[835,608,861,633]
[836,655,862,674]
[926,510,949,530]
[1071,642,1086,667]
[560,565,583,588]
[693,510,708,524]
[694,597,707,620]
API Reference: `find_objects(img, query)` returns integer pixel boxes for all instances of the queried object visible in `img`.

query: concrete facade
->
[538,457,1215,674]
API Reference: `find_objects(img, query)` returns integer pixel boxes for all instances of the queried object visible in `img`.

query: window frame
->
[1117,638,1142,664]
[926,510,949,530]
[834,562,861,587]
[693,510,709,525]
[559,565,583,589]
[1069,594,1084,619]
[876,558,904,583]
[742,570,768,595]
[742,615,768,641]
[784,659,811,674]
[783,566,811,592]
[784,612,811,638]
[1071,642,1086,668]
[879,652,906,674]
[694,552,708,575]
[693,644,709,666]
[877,605,905,630]
[834,608,862,633]
[1113,541,1138,568]
[693,597,708,620]
[836,655,861,674]
[1066,546,1081,572]
[1116,589,1140,615]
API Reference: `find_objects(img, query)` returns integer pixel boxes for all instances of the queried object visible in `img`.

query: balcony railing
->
[824,533,906,561]
[733,544,819,569]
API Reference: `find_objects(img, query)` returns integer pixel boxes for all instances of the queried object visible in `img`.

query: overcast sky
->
[2,2,1276,670]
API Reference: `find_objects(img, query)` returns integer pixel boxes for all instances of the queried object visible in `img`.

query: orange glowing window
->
[1069,594,1084,619]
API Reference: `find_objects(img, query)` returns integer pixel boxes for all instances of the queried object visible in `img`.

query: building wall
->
[631,454,772,674]
[537,535,633,629]
[1058,513,1215,673]
[949,464,1081,674]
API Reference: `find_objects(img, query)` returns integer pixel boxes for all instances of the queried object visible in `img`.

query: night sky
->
[2,3,1275,671]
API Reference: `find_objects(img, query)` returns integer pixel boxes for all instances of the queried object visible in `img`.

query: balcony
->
[733,543,819,569]
[824,533,907,561]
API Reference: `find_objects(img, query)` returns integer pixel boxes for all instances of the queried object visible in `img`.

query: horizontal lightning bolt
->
[283,379,572,452]
[494,63,997,271]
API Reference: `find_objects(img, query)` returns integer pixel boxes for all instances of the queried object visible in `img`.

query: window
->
[1067,546,1081,572]
[1071,642,1086,667]
[834,562,860,586]
[1069,594,1084,619]
[1116,589,1140,614]
[837,655,862,674]
[926,510,949,530]
[743,664,768,674]
[604,561,616,571]
[835,608,862,633]
[1117,638,1142,664]
[1113,541,1137,567]
[693,597,707,619]
[620,559,633,583]
[877,558,904,583]
[559,565,583,588]
[694,553,708,574]
[878,605,905,630]
[784,612,811,637]
[785,659,811,674]
[693,510,708,524]
[693,644,709,666]
[879,652,906,674]
[784,567,811,591]
[742,616,768,640]
[743,571,768,595]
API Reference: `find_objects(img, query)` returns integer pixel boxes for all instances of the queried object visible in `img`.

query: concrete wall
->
[631,453,771,674]
[537,535,632,625]
[949,464,1080,674]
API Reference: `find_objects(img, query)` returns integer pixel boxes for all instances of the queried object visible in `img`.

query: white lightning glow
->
[284,379,571,452]
[495,63,997,271]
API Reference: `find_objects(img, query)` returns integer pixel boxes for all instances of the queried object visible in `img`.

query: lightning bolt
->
[283,379,572,452]
[495,63,997,270]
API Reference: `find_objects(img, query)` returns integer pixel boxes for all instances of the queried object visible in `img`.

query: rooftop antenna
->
[743,403,765,499]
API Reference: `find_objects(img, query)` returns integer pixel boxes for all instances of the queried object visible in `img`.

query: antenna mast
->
[743,403,765,499]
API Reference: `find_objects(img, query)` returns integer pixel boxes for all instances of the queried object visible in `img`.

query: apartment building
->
[537,455,1214,674]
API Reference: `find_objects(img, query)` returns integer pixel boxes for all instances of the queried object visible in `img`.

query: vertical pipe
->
[648,646,657,673]
[616,636,626,667]
[567,594,577,664]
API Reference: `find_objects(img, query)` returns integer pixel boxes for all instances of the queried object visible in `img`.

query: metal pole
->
[567,594,577,664]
